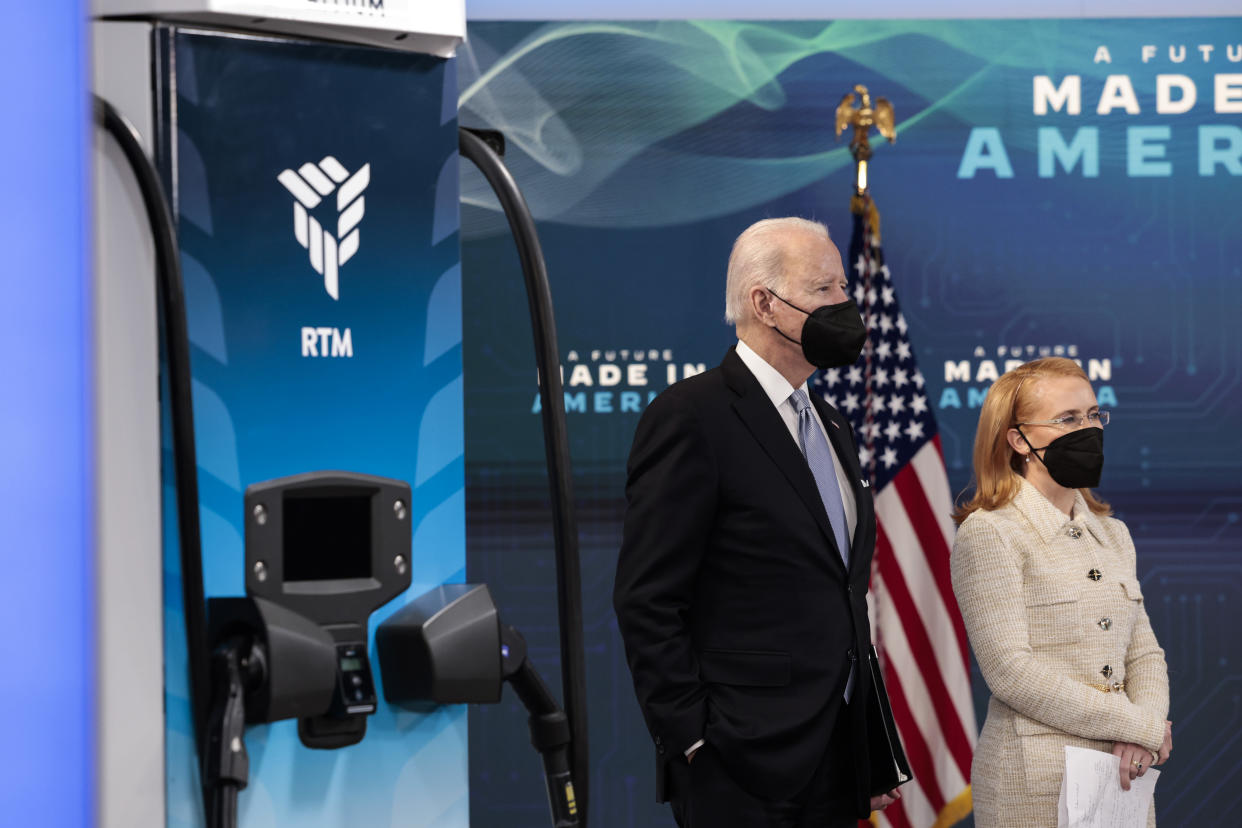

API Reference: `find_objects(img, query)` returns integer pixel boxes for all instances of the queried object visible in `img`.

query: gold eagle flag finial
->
[834,84,896,194]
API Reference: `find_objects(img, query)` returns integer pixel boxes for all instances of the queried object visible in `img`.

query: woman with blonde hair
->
[951,357,1172,827]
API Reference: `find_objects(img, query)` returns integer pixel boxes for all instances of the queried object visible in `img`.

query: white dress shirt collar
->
[735,338,808,408]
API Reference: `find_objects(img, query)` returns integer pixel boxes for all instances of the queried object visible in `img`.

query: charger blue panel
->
[154,27,465,827]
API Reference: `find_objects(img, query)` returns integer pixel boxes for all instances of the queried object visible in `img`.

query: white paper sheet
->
[1057,746,1160,828]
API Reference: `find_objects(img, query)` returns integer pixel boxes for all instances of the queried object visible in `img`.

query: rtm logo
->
[278,157,370,300]
[302,326,353,358]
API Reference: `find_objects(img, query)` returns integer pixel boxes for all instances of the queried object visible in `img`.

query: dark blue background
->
[459,19,1242,827]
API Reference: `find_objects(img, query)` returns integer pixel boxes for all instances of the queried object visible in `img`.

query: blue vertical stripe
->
[0,2,94,826]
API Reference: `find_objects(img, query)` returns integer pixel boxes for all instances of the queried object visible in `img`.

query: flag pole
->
[834,82,897,198]
[823,87,976,828]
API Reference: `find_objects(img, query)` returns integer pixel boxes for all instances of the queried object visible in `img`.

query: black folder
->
[865,645,914,796]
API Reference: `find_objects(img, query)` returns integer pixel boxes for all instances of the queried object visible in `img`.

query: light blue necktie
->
[790,388,856,701]
[790,389,850,567]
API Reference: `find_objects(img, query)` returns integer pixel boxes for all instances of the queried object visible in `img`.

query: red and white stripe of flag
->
[867,437,976,828]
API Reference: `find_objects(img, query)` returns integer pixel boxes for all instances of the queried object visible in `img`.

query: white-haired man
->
[615,217,899,826]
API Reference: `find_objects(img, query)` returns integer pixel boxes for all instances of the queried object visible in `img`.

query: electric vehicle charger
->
[459,127,591,826]
[93,93,215,815]
[377,585,580,828]
[97,91,591,828]
[202,596,338,828]
[242,471,413,749]
[197,471,415,827]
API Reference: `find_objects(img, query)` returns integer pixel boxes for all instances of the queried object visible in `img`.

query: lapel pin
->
[861,480,871,488]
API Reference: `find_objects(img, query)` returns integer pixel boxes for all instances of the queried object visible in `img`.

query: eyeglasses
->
[1017,411,1110,429]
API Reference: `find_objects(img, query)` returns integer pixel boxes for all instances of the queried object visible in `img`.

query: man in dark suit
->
[614,217,900,827]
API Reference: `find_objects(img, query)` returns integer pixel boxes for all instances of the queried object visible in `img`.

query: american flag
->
[812,195,977,828]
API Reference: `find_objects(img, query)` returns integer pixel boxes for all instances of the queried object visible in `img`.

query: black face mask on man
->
[767,290,868,369]
[1017,426,1105,489]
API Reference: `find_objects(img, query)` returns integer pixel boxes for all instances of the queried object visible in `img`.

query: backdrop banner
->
[460,17,1242,828]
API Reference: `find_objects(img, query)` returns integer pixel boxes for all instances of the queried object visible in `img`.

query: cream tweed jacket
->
[951,478,1168,828]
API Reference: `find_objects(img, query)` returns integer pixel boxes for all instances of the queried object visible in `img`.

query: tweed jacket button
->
[1087,568,1103,582]
[1067,525,1083,539]
[1098,617,1112,631]
[1101,665,1113,679]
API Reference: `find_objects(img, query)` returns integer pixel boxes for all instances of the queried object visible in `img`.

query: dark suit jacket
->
[613,346,877,817]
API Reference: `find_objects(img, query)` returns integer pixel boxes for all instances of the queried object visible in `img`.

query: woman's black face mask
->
[1018,426,1105,489]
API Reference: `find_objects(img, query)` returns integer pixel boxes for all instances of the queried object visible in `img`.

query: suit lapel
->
[811,392,874,579]
[722,349,846,573]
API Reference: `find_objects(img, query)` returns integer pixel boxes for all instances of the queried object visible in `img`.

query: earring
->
[1024,456,1030,463]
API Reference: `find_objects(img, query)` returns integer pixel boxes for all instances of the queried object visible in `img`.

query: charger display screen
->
[283,495,372,581]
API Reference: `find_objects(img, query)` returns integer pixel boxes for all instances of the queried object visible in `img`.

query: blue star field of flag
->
[811,204,937,492]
